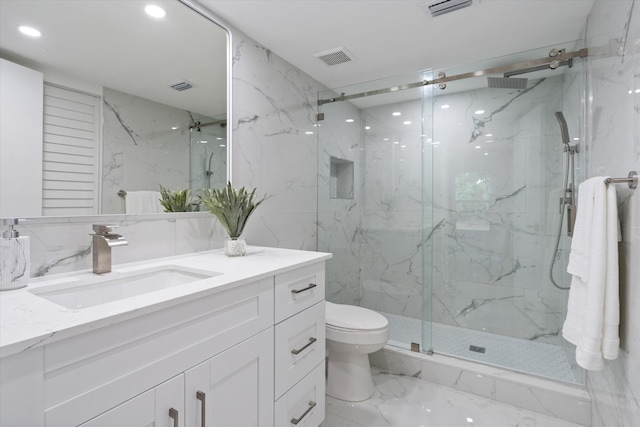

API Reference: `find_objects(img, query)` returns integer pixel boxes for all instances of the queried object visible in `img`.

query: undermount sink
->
[29,265,221,310]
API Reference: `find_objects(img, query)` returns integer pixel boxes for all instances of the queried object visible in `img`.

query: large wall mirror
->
[0,0,228,218]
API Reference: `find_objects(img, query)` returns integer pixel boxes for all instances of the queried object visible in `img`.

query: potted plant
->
[199,182,267,256]
[159,186,198,212]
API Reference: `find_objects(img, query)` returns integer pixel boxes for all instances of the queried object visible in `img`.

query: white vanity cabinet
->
[79,375,184,427]
[0,249,330,427]
[273,263,326,427]
[43,276,274,427]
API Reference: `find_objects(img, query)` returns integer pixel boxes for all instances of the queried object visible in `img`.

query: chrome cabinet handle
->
[290,401,316,425]
[291,283,317,294]
[196,391,206,427]
[291,337,317,355]
[169,408,179,427]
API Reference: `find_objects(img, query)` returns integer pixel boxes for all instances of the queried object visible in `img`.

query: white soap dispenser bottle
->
[0,219,30,290]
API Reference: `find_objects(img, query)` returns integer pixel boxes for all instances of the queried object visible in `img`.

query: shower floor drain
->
[469,345,486,353]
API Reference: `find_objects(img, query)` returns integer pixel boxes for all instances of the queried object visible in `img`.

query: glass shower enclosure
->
[317,42,586,385]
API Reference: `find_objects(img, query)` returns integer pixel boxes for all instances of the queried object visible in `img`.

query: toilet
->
[325,302,389,402]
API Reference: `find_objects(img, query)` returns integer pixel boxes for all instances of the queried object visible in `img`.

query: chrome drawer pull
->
[290,401,317,425]
[291,337,317,355]
[291,283,317,294]
[196,391,206,427]
[169,407,179,427]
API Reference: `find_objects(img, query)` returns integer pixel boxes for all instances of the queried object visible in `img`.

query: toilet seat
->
[326,302,388,331]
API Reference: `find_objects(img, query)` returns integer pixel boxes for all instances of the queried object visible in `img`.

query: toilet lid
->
[326,302,388,330]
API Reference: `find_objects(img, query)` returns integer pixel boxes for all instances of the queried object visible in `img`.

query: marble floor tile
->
[321,369,587,427]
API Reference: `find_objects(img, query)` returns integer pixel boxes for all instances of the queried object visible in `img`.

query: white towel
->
[125,191,163,214]
[562,177,620,370]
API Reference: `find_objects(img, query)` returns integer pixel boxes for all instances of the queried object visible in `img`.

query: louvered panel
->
[44,105,94,124]
[43,170,94,182]
[44,123,94,140]
[44,115,95,132]
[44,133,95,148]
[43,189,94,200]
[43,151,94,166]
[43,199,94,208]
[42,83,100,216]
[43,161,94,174]
[44,143,93,157]
[43,180,94,191]
[45,84,96,107]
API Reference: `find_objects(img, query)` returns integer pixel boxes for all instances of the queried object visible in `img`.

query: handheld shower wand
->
[549,112,579,290]
[555,112,571,145]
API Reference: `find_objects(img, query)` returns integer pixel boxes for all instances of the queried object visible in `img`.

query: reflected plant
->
[159,186,197,212]
[199,182,268,238]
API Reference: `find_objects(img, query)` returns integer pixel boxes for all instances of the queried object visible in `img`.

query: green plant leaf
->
[199,182,268,238]
[159,186,197,212]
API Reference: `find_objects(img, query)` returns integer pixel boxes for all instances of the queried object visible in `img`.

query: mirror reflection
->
[0,0,228,217]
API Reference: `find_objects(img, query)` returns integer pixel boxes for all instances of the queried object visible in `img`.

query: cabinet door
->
[79,375,183,427]
[185,328,274,427]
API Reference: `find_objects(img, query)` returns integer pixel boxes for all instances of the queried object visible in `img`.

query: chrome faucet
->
[91,224,128,274]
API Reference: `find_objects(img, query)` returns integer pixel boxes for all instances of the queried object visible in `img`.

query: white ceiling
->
[0,0,227,118]
[199,0,595,90]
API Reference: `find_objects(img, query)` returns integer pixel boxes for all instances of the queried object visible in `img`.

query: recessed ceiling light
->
[485,140,494,143]
[305,131,314,135]
[441,104,450,109]
[485,133,493,137]
[365,126,371,130]
[392,112,401,116]
[403,121,412,125]
[475,110,485,115]
[18,26,41,37]
[201,140,208,144]
[393,141,400,144]
[484,152,489,156]
[383,138,390,141]
[475,145,481,149]
[573,137,579,141]
[400,145,407,148]
[345,118,354,123]
[216,137,223,140]
[171,126,178,130]
[219,144,226,147]
[145,4,166,18]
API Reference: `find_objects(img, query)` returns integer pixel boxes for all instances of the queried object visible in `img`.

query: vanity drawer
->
[43,277,273,427]
[275,301,325,399]
[275,262,325,323]
[275,361,325,427]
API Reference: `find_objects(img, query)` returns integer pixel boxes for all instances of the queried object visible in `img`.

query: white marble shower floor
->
[381,312,584,385]
[321,368,586,427]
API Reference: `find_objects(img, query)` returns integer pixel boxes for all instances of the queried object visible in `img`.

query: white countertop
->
[0,246,331,358]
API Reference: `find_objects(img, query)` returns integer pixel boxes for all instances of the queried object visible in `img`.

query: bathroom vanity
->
[0,246,330,427]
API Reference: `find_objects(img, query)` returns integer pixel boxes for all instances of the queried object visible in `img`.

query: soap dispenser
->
[0,219,30,290]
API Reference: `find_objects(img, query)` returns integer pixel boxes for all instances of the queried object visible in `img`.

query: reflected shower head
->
[487,76,528,89]
[555,112,570,145]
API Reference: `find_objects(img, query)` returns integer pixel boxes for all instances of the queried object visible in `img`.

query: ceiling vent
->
[422,0,473,17]
[313,47,354,66]
[169,80,194,92]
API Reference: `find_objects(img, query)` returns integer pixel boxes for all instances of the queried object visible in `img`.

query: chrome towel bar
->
[604,171,637,189]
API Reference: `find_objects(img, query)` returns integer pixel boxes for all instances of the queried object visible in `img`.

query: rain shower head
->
[555,112,570,145]
[487,76,528,89]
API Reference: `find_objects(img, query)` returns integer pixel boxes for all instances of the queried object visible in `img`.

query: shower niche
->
[329,156,354,199]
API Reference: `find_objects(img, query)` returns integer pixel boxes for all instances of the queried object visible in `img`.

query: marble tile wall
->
[229,33,325,251]
[317,96,363,306]
[428,76,573,345]
[102,88,192,214]
[582,0,640,425]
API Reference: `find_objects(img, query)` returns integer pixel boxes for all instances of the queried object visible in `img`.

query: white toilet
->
[325,302,389,402]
